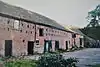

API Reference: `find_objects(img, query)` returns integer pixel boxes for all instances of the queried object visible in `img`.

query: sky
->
[1,0,100,27]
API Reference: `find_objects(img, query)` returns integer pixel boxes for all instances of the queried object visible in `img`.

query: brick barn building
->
[0,1,84,56]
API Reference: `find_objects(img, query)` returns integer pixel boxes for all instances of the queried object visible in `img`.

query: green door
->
[44,40,52,53]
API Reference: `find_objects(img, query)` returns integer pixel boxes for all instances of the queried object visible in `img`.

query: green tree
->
[87,5,100,27]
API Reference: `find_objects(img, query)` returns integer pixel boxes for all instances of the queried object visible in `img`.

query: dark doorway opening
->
[55,41,59,50]
[27,41,34,55]
[5,40,12,57]
[44,40,52,53]
[66,41,68,50]
[80,38,82,48]
[39,28,44,36]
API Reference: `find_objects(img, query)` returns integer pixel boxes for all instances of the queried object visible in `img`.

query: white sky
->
[1,0,100,27]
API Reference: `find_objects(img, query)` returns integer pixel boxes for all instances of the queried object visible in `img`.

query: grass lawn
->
[4,59,38,67]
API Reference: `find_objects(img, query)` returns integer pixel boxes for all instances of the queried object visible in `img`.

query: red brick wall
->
[0,16,36,56]
[0,16,12,56]
[12,21,35,56]
[0,15,83,56]
[35,25,72,53]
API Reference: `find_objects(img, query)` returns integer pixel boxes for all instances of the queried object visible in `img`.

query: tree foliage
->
[86,5,100,27]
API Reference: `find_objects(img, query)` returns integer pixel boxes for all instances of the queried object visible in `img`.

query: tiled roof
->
[0,1,66,31]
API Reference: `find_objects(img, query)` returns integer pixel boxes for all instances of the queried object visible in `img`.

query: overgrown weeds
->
[3,53,79,67]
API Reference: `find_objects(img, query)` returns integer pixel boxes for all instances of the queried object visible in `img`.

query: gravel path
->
[62,48,100,67]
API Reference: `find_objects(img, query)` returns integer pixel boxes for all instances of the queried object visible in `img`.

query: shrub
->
[56,49,67,53]
[4,54,79,67]
[37,53,79,67]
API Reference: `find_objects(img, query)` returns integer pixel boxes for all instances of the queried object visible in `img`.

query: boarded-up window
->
[14,20,20,29]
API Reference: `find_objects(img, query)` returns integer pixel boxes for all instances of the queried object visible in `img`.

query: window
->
[14,20,20,29]
[72,34,76,38]
[26,31,27,33]
[8,28,9,31]
[23,40,25,42]
[39,28,44,36]
[31,31,32,34]
[33,26,34,29]
[36,40,39,45]
[21,23,23,26]
[20,30,22,32]
[7,20,10,24]
[46,29,48,31]
[27,25,29,28]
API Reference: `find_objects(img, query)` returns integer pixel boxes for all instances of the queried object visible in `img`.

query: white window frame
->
[14,20,20,30]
